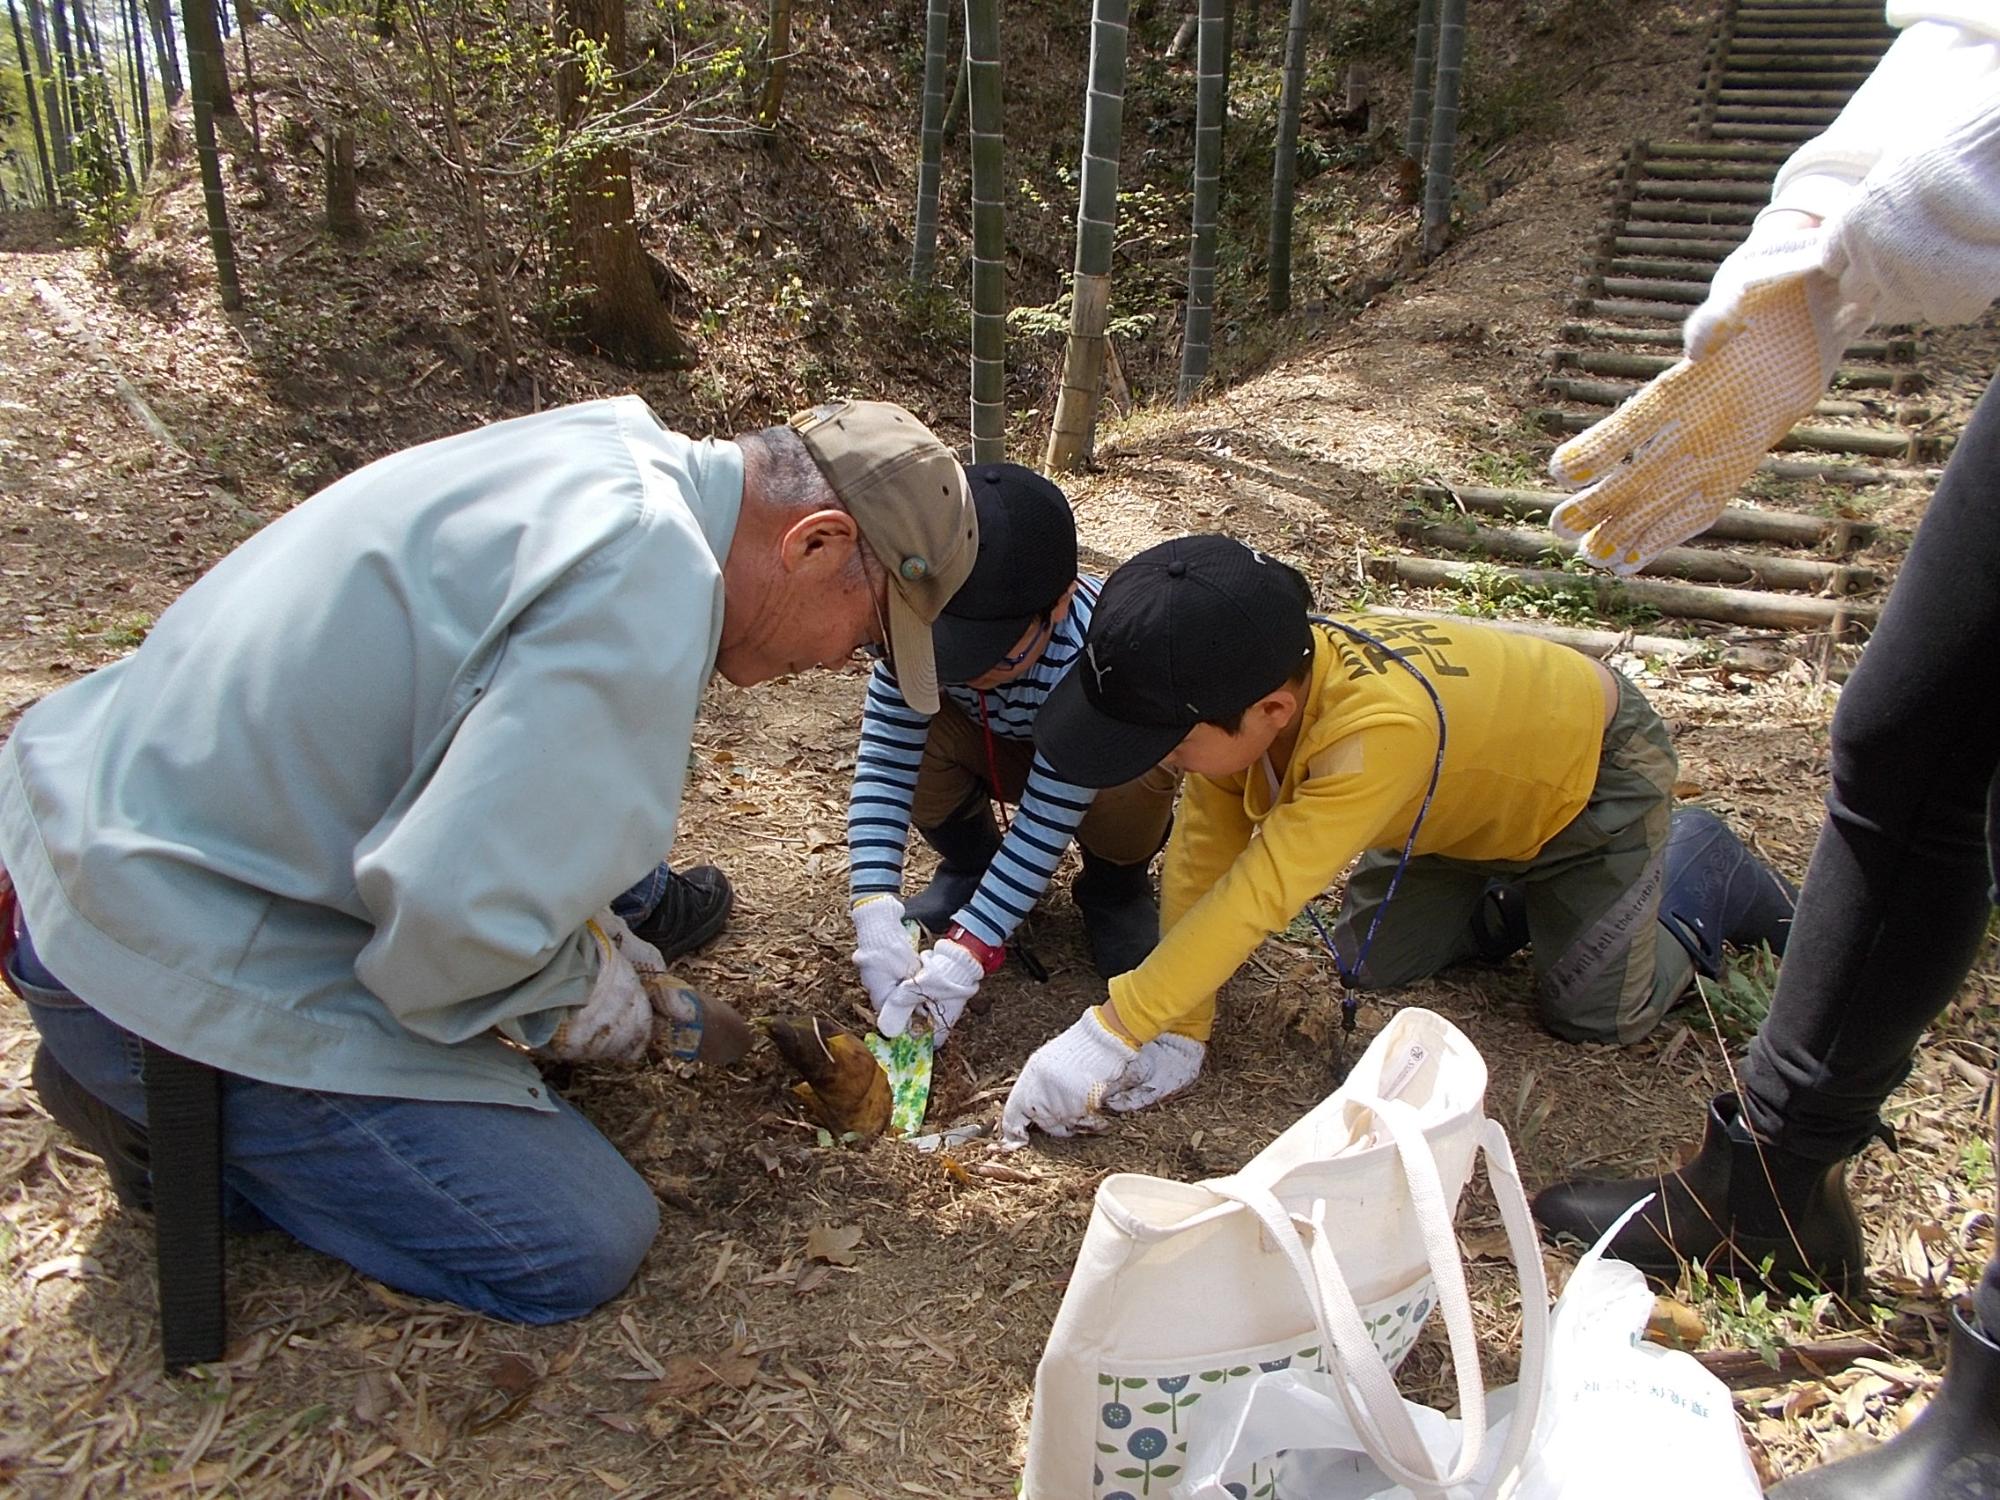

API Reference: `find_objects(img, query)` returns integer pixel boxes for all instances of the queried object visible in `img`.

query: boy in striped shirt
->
[847,464,1179,1043]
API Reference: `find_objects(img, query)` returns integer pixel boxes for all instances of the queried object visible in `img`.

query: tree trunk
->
[756,0,792,129]
[551,0,691,368]
[181,0,234,115]
[144,0,180,101]
[1177,0,1225,403]
[1266,0,1308,314]
[1419,0,1466,260]
[405,0,516,372]
[233,0,264,157]
[7,0,58,203]
[182,0,242,308]
[964,0,1005,461]
[325,122,361,238]
[74,0,137,192]
[121,0,152,176]
[1404,0,1437,162]
[1044,0,1128,472]
[24,0,69,183]
[942,45,967,142]
[909,0,950,285]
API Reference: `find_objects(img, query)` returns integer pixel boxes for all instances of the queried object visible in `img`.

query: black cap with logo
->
[1034,534,1316,788]
[932,463,1079,684]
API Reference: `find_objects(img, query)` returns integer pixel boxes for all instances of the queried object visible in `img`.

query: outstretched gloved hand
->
[876,937,985,1046]
[1000,1007,1141,1148]
[1549,224,1868,576]
[852,895,921,1008]
[1104,1033,1206,1112]
[546,913,665,1062]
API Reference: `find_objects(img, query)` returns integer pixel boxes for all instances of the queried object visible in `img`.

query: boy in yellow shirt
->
[1000,535,1795,1143]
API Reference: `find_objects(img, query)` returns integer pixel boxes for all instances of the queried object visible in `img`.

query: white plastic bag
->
[1175,1198,1762,1500]
[1508,1197,1762,1500]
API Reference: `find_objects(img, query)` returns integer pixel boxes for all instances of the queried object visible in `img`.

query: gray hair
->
[740,425,838,515]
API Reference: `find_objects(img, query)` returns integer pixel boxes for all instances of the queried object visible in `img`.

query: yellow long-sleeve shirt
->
[1109,614,1609,1043]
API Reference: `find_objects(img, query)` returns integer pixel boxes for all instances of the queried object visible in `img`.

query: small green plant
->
[1685,1261,1836,1368]
[1691,940,1781,1044]
[1962,1134,1994,1199]
[1466,453,1538,489]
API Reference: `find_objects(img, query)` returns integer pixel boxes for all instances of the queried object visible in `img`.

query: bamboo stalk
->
[1534,407,1923,460]
[1176,0,1226,404]
[1544,374,1884,420]
[1413,482,1877,548]
[1361,606,1842,680]
[1367,555,1878,632]
[1044,0,1129,473]
[964,0,1005,462]
[1394,517,1876,593]
[1634,178,1774,203]
[1554,347,1896,390]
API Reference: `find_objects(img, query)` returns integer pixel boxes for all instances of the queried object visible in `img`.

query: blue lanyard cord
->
[1296,616,1450,1028]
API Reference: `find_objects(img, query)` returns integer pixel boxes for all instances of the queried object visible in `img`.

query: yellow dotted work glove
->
[1547,276,1836,576]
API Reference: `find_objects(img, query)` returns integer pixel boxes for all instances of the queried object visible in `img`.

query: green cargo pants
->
[1331,671,1694,1045]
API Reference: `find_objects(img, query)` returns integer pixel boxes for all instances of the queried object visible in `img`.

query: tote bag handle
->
[1214,1108,1549,1500]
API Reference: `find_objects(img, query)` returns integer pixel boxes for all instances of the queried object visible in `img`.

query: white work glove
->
[999,1008,1141,1148]
[852,895,921,1007]
[876,937,985,1046]
[1104,1034,1207,1113]
[545,913,663,1063]
[1548,225,1870,577]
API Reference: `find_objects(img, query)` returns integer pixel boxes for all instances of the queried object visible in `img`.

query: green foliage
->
[1963,1133,1994,1200]
[1684,1261,1841,1367]
[1691,941,1781,1044]
[1444,556,1656,630]
[1466,452,1538,489]
[1008,281,1154,344]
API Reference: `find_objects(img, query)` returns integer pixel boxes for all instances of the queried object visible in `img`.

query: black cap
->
[1035,535,1315,787]
[932,463,1079,683]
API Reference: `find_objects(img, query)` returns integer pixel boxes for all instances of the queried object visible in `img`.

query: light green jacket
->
[0,397,741,1110]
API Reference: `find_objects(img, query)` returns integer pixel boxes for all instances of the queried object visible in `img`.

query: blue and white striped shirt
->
[847,577,1103,948]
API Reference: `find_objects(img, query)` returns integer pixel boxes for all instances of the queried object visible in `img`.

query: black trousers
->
[1736,372,2000,1327]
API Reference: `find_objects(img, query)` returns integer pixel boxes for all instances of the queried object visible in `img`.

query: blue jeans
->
[12,880,670,1324]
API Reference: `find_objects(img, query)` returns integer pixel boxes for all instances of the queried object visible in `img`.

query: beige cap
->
[789,399,978,713]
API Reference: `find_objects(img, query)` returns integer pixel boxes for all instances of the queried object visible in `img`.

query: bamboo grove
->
[2,2,1474,455]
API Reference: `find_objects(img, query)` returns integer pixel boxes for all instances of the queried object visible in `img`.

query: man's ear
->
[779,508,861,573]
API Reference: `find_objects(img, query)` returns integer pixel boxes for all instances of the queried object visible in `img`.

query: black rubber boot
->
[1531,1093,1868,1298]
[1660,807,1799,977]
[32,1042,154,1211]
[903,803,1002,935]
[1769,1303,2000,1497]
[1467,880,1530,964]
[626,864,734,962]
[1073,852,1160,979]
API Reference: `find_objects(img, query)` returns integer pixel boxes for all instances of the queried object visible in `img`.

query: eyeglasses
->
[857,577,893,663]
[991,612,1053,672]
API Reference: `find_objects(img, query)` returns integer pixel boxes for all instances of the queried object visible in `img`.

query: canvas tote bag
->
[1022,1008,1549,1500]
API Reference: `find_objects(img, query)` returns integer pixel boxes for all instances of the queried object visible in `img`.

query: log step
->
[1362,607,1850,683]
[1365,555,1877,634]
[1411,483,1877,550]
[1394,517,1877,594]
[1533,408,1949,461]
[1551,348,1910,391]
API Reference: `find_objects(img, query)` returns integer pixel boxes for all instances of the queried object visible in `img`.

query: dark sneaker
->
[626,865,734,962]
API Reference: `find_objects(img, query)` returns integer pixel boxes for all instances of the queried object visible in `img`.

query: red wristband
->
[944,924,1006,975]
